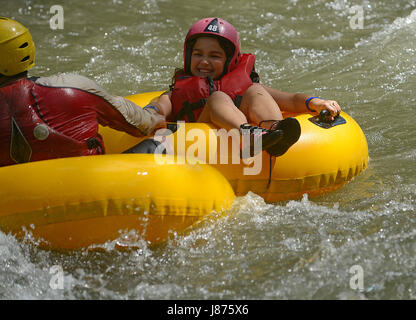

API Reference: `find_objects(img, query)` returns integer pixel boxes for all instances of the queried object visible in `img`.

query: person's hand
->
[153,113,166,131]
[309,98,341,120]
[145,108,166,132]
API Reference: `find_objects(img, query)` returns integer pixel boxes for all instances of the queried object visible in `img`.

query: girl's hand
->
[309,98,342,120]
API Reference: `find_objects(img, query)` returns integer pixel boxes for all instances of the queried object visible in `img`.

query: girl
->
[145,17,341,158]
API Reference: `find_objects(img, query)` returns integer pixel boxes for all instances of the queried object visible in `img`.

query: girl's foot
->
[261,118,301,157]
[239,123,285,158]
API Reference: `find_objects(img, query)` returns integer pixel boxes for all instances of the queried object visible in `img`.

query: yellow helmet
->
[0,17,35,76]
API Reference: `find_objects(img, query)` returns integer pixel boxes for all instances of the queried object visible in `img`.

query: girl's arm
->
[262,85,341,119]
[146,91,173,118]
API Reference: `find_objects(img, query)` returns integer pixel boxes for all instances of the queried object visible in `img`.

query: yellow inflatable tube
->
[0,90,368,250]
[101,91,369,202]
[0,154,235,250]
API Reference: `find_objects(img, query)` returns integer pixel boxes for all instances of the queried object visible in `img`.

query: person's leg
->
[197,87,300,158]
[240,84,301,157]
[197,91,247,130]
[122,138,165,154]
[239,83,283,128]
[197,90,282,158]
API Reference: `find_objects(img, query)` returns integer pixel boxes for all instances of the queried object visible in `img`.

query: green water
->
[1,0,415,300]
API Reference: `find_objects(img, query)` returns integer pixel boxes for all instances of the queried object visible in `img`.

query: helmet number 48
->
[207,25,218,32]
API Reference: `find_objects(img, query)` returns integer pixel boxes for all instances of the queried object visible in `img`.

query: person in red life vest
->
[145,17,342,158]
[0,17,165,167]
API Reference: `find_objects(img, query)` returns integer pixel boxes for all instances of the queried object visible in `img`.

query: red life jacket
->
[0,77,112,166]
[170,53,258,122]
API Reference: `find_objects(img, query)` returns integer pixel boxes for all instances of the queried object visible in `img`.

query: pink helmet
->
[184,17,241,76]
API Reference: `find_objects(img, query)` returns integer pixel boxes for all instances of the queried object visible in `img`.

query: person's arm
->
[144,91,173,118]
[36,74,166,136]
[262,85,341,119]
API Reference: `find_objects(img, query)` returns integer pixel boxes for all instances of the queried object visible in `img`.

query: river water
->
[1,0,415,300]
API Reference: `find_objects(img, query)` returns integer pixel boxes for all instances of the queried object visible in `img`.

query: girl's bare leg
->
[197,91,247,130]
[239,83,283,128]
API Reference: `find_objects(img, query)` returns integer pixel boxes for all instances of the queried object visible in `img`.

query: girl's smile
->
[190,37,227,80]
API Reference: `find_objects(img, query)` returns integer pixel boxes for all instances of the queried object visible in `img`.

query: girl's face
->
[190,37,227,79]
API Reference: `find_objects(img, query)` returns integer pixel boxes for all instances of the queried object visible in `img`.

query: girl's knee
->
[241,84,274,107]
[206,90,233,106]
[244,83,268,96]
[208,90,229,100]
